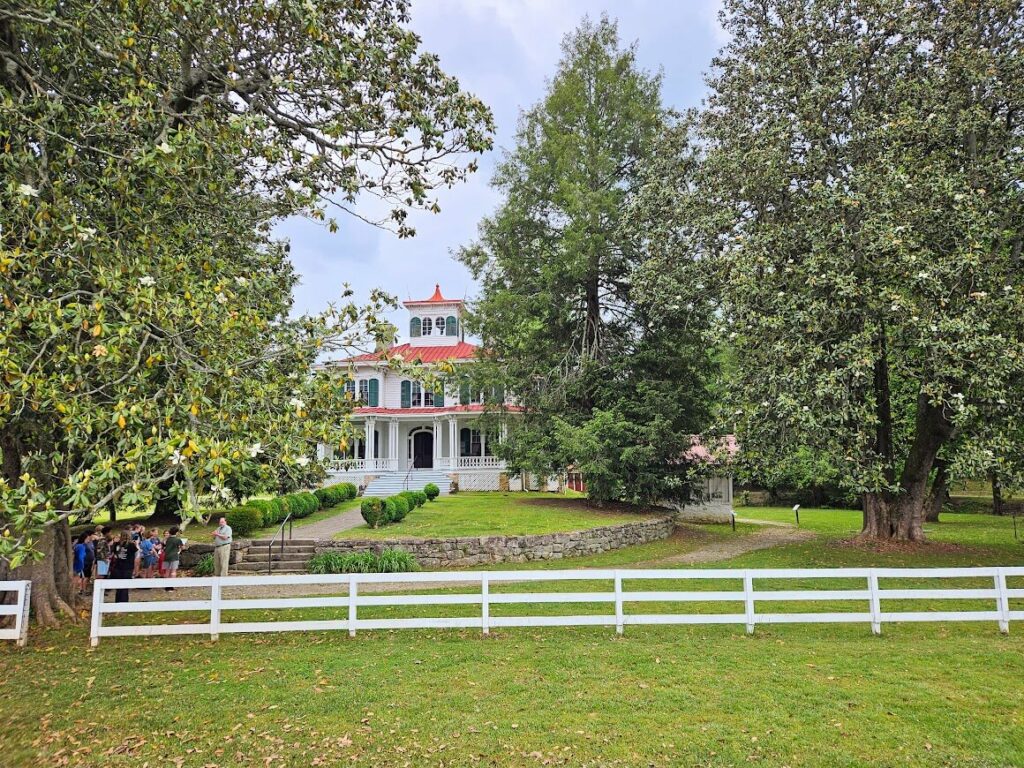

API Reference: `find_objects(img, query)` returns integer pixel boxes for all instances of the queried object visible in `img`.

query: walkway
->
[292,505,365,539]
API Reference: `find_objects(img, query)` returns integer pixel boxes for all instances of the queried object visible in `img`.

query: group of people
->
[73,523,187,601]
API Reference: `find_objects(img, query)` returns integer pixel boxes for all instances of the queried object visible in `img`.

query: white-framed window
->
[358,379,369,404]
[435,316,446,335]
[421,317,433,336]
[411,382,422,407]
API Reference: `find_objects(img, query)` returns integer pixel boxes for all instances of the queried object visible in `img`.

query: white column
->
[480,428,487,458]
[432,417,440,466]
[448,417,458,469]
[365,418,376,468]
[389,420,399,469]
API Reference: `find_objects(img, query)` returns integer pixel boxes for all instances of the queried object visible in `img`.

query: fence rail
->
[88,566,1024,645]
[0,580,31,646]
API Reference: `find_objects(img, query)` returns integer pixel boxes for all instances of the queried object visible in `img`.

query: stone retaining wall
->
[179,540,250,568]
[314,515,675,568]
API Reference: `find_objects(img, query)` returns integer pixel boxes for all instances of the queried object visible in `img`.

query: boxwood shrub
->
[246,498,285,527]
[412,490,428,507]
[423,483,440,501]
[360,497,388,528]
[225,505,264,537]
[389,494,410,523]
[315,481,358,508]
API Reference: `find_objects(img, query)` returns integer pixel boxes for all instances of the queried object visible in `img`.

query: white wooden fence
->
[0,580,31,646]
[88,566,1023,645]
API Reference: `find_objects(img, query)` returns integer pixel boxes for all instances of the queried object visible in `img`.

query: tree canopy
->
[460,16,717,505]
[1,0,493,621]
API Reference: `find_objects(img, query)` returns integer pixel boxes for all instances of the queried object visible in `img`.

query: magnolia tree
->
[682,0,1024,540]
[0,0,492,623]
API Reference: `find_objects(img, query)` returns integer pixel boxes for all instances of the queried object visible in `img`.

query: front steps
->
[363,470,451,497]
[235,538,317,573]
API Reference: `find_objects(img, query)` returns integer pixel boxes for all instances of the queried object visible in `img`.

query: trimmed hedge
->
[246,498,287,527]
[315,481,357,508]
[389,495,410,523]
[308,549,418,574]
[360,497,388,528]
[225,505,264,537]
[423,483,440,501]
[412,490,428,507]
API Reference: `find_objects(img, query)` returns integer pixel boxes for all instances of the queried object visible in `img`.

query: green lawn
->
[336,492,650,539]
[4,510,1024,767]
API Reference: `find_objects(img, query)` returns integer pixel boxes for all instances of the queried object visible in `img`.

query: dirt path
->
[640,523,815,567]
[292,506,365,539]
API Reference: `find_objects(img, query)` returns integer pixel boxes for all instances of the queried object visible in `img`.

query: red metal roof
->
[353,404,522,415]
[403,284,464,306]
[347,341,479,364]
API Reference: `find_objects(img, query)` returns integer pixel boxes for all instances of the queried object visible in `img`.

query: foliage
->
[423,483,440,501]
[283,492,320,520]
[224,506,264,537]
[306,548,417,574]
[315,482,358,508]
[458,16,715,505]
[360,497,388,529]
[632,0,1024,539]
[412,490,428,507]
[191,554,214,577]
[0,0,494,576]
[389,495,410,523]
[245,498,284,528]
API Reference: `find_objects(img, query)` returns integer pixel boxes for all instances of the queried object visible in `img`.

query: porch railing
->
[327,458,398,473]
[454,456,505,470]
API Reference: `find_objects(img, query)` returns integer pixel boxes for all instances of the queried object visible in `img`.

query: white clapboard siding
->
[81,566,1024,645]
[0,580,31,646]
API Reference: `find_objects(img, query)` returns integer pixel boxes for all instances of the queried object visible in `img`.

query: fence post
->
[90,581,104,647]
[995,568,1010,634]
[481,576,490,636]
[210,580,221,641]
[17,582,31,648]
[743,571,755,634]
[348,575,357,638]
[614,572,624,635]
[868,571,882,636]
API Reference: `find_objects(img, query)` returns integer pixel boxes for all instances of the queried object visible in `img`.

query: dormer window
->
[435,316,446,335]
[421,317,432,336]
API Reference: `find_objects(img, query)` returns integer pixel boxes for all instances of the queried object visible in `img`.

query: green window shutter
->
[494,384,505,404]
[368,378,379,407]
[410,317,421,337]
[434,388,444,408]
[400,380,411,409]
[459,382,470,405]
[446,316,458,336]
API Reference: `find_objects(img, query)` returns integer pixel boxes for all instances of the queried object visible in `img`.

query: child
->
[138,529,157,577]
[72,532,89,595]
[93,526,112,579]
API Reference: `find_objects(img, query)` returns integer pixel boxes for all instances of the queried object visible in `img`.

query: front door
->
[412,431,433,469]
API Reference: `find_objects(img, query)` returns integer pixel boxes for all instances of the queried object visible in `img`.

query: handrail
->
[402,464,414,491]
[267,512,293,575]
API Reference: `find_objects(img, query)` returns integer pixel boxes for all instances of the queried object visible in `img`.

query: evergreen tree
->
[460,17,716,504]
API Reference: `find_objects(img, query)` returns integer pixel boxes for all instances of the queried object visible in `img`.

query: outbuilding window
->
[421,317,433,336]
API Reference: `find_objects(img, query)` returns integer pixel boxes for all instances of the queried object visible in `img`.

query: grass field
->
[3,508,1024,767]
[336,492,648,539]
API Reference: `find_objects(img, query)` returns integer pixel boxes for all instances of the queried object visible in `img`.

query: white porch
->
[320,415,508,476]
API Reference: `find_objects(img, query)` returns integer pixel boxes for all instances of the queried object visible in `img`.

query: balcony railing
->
[328,458,398,473]
[453,456,505,470]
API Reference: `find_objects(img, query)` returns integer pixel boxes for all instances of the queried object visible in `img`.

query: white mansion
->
[318,285,525,496]
[318,284,734,514]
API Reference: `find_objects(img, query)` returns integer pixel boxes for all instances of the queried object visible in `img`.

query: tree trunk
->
[991,472,1004,516]
[924,458,948,523]
[11,520,78,627]
[861,393,954,541]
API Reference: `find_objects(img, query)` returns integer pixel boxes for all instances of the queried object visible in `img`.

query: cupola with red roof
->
[404,284,465,348]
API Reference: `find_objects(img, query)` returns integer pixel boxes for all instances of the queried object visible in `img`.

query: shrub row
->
[308,548,419,574]
[359,489,430,529]
[223,482,359,537]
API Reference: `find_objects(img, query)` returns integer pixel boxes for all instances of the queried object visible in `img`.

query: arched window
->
[435,316,446,335]
[446,316,458,337]
[421,317,432,336]
[410,317,421,337]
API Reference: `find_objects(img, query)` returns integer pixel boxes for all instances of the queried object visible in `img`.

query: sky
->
[277,0,726,330]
